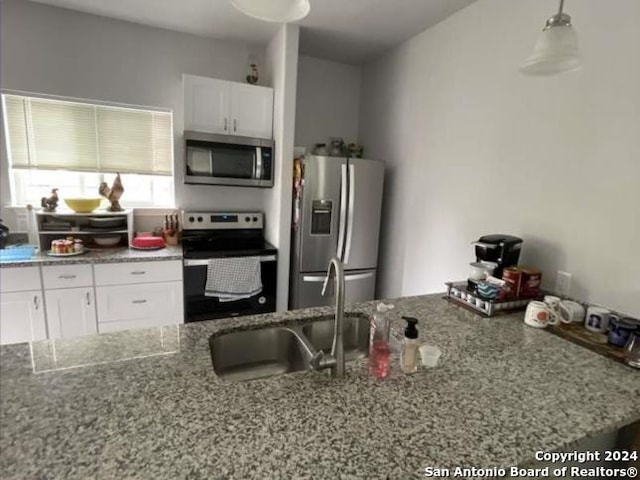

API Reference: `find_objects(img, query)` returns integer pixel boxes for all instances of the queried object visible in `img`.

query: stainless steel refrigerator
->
[289,155,385,309]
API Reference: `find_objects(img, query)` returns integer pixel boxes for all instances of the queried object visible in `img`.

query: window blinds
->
[2,94,172,176]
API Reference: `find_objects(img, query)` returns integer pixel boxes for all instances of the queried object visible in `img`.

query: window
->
[2,93,174,207]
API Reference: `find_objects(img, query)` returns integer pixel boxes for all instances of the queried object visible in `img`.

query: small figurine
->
[99,173,124,212]
[41,188,59,212]
[246,63,259,84]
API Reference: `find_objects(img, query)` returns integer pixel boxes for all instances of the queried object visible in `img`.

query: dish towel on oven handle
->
[205,256,263,301]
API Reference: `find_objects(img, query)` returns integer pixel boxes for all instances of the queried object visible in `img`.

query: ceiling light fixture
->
[230,0,310,23]
[520,0,581,76]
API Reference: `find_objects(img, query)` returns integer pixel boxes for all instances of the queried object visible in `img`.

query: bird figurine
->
[99,173,125,212]
[40,188,59,212]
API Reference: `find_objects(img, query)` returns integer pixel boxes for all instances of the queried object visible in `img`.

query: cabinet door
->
[184,74,230,134]
[0,291,47,345]
[45,288,97,339]
[230,83,273,139]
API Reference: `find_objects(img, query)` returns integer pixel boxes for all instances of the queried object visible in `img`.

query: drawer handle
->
[58,274,77,279]
[132,299,147,304]
[130,271,146,275]
[86,292,91,306]
[33,295,39,310]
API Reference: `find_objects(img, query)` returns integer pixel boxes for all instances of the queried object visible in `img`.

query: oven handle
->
[184,255,276,267]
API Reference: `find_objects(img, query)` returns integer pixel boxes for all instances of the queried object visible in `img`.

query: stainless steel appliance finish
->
[184,131,274,188]
[290,155,384,309]
[182,211,277,322]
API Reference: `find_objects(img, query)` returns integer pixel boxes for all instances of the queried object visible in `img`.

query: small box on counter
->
[501,266,521,298]
[519,267,542,297]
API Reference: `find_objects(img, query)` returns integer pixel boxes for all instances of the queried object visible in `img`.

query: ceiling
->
[29,0,476,64]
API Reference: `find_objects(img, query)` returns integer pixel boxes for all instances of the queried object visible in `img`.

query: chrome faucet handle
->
[321,273,331,296]
[309,350,325,370]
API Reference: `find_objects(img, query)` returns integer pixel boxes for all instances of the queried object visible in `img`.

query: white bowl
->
[93,236,121,247]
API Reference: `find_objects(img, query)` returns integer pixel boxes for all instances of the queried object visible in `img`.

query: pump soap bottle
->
[401,317,420,374]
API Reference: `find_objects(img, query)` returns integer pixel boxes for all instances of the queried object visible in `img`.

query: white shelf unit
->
[35,210,134,251]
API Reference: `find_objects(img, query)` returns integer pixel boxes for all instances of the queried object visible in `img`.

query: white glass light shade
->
[230,0,310,23]
[520,25,582,76]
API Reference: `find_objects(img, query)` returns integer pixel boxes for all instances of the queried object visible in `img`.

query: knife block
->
[163,229,179,246]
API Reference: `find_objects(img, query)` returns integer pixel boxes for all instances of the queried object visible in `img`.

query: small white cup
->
[544,295,561,324]
[419,345,441,368]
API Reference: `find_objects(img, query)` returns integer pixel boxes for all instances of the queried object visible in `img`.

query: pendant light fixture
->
[520,0,581,76]
[230,0,310,23]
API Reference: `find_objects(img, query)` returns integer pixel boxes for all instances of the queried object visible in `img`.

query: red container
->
[501,267,522,298]
[131,236,165,249]
[519,267,542,297]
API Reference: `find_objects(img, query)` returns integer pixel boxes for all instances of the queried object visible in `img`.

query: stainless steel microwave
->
[184,131,274,188]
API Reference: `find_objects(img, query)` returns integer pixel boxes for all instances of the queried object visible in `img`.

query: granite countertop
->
[0,245,182,267]
[1,294,639,479]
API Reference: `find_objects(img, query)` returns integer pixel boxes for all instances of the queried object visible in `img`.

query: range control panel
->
[181,212,264,230]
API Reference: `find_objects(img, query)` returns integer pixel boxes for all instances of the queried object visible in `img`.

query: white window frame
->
[2,90,176,209]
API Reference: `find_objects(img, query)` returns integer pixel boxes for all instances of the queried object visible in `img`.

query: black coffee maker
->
[472,234,523,278]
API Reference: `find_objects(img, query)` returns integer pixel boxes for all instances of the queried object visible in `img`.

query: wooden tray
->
[546,322,628,364]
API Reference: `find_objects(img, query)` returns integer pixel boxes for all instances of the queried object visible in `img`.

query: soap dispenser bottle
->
[401,317,420,374]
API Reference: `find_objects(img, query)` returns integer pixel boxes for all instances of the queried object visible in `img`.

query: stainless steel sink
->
[209,327,309,382]
[302,315,369,361]
[209,314,370,382]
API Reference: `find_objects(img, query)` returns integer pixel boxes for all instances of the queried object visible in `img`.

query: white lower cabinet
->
[96,281,183,333]
[45,288,98,339]
[0,291,47,345]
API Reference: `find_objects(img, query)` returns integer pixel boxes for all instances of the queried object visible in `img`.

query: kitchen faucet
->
[293,257,346,378]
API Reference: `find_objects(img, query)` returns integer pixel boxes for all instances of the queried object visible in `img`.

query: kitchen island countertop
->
[1,294,639,479]
[0,245,182,267]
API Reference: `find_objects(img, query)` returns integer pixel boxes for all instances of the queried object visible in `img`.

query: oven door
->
[183,255,277,322]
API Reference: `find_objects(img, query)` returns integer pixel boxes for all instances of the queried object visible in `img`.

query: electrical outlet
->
[555,271,572,297]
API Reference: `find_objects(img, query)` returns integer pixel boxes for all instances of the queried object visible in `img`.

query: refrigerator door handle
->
[337,163,347,260]
[302,275,328,282]
[343,163,355,264]
[344,272,374,281]
[303,272,374,282]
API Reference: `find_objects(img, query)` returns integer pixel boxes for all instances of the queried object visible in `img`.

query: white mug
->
[543,295,561,324]
[585,306,618,334]
[558,300,586,324]
[524,301,558,329]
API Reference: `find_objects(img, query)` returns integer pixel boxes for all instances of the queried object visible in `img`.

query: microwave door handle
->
[255,147,262,179]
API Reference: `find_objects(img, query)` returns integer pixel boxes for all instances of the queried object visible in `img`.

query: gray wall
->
[359,0,640,316]
[295,55,361,151]
[0,0,267,216]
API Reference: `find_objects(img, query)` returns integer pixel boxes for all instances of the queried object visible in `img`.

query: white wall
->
[0,0,266,217]
[360,0,640,316]
[295,55,361,150]
[264,24,300,311]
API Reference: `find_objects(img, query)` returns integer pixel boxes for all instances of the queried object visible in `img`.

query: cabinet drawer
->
[96,281,183,324]
[0,266,41,292]
[94,261,182,286]
[42,264,93,289]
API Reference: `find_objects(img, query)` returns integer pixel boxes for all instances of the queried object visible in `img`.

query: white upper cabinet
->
[183,74,273,139]
[184,75,231,135]
[230,83,274,139]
